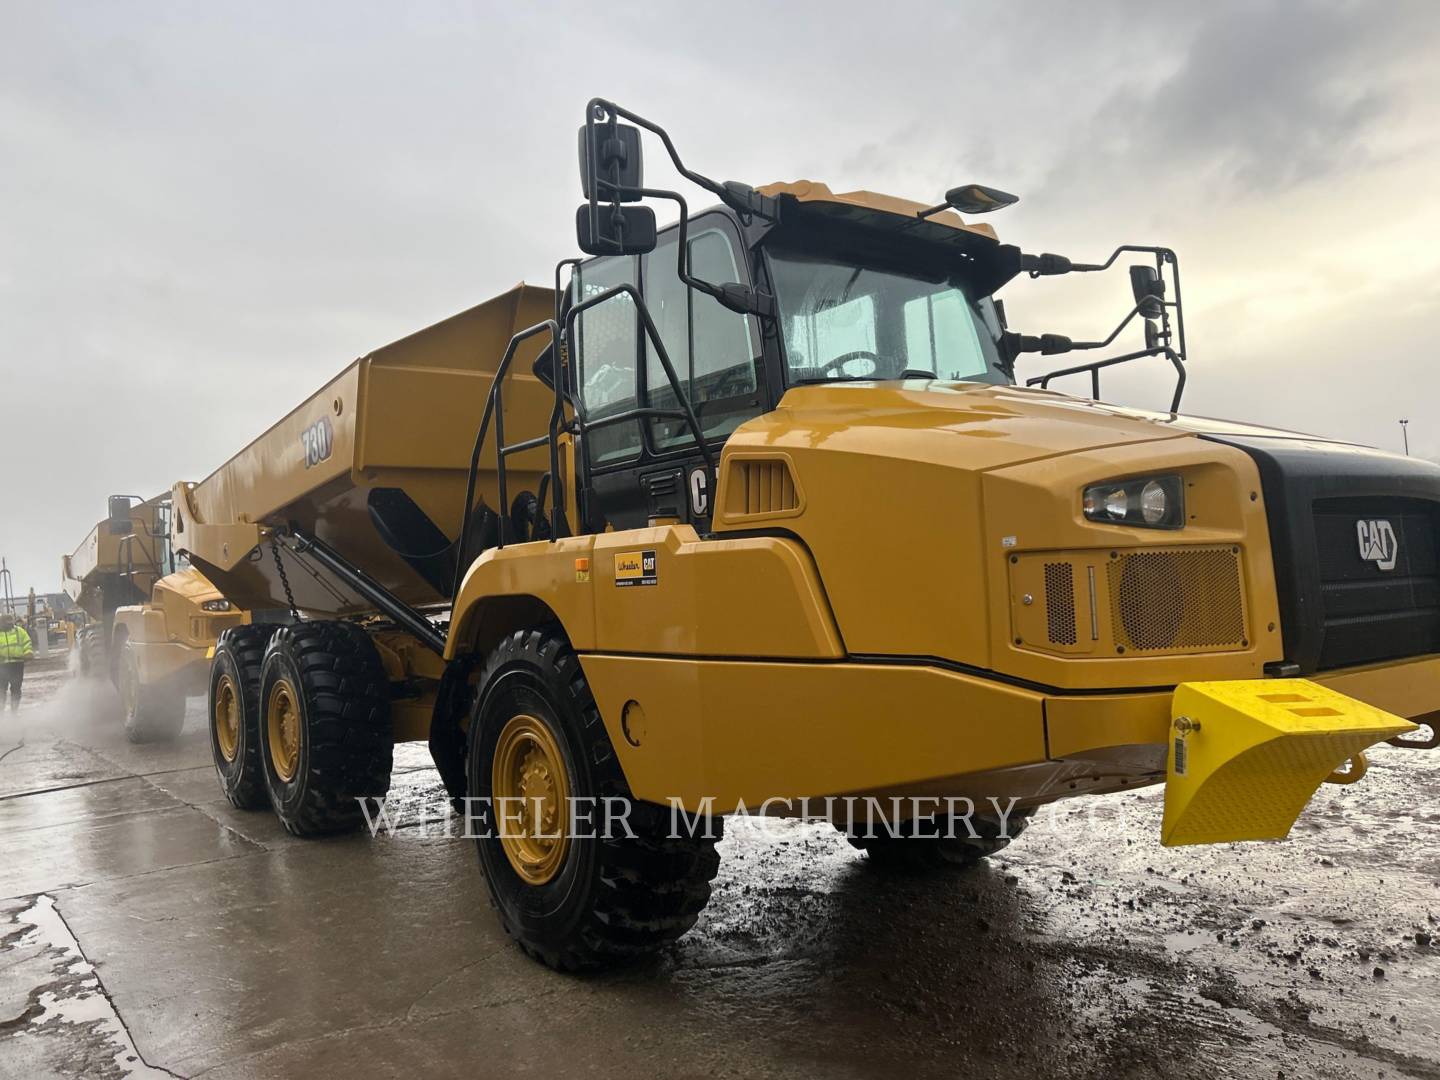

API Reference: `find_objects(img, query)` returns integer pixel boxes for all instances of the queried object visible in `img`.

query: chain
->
[270,537,299,620]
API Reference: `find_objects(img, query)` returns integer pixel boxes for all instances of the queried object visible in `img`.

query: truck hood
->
[157,565,226,603]
[744,381,1355,473]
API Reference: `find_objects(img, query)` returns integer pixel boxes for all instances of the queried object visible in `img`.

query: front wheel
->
[468,628,722,972]
[119,642,186,743]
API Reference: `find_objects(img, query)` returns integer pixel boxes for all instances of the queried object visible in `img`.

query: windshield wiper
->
[788,374,877,387]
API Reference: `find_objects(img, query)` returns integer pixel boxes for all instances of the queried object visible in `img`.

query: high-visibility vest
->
[0,626,32,661]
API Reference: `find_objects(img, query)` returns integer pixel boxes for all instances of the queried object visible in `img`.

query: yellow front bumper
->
[1161,679,1417,846]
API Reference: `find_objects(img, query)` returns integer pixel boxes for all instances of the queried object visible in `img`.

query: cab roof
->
[756,180,1001,242]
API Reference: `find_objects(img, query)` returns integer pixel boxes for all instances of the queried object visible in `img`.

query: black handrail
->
[450,319,562,603]
[450,282,715,604]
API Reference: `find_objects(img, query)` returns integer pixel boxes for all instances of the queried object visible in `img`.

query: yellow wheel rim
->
[214,674,240,763]
[491,713,571,886]
[266,678,302,782]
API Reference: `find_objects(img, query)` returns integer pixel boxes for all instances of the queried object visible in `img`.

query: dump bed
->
[61,497,170,619]
[174,283,556,615]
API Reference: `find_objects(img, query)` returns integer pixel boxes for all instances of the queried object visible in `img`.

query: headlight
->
[201,599,232,612]
[1083,475,1185,529]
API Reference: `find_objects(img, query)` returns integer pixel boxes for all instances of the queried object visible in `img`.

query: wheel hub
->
[214,674,239,762]
[266,679,301,782]
[492,713,571,885]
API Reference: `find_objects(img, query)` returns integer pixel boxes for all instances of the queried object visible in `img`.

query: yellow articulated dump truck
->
[176,100,1437,971]
[63,494,244,740]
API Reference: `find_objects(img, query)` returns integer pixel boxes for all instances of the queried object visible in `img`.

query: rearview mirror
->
[1130,265,1165,319]
[107,495,134,536]
[578,122,644,201]
[575,204,657,255]
[1144,319,1161,351]
[944,184,1019,215]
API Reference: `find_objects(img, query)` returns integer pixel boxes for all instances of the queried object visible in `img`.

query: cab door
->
[573,213,766,533]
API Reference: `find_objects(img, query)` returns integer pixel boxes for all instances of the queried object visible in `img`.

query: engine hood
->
[741,381,1350,473]
[156,565,226,603]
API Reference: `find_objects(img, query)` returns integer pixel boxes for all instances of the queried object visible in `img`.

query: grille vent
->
[725,458,800,518]
[1107,547,1245,652]
[1044,562,1077,645]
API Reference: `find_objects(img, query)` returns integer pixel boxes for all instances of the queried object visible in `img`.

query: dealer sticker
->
[614,550,657,587]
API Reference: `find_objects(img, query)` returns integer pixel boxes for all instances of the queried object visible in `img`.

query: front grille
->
[1107,547,1247,653]
[1313,497,1440,669]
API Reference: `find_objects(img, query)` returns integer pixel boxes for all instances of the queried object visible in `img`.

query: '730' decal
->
[301,416,334,469]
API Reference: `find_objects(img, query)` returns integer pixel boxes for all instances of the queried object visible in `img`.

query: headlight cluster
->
[1082,474,1185,529]
[201,599,233,612]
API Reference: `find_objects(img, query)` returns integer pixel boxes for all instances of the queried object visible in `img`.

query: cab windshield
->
[766,248,1010,386]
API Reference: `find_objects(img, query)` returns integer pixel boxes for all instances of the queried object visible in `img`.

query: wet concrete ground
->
[1,660,1437,1079]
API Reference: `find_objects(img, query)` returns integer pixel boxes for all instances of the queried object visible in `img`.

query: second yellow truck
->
[65,495,243,740]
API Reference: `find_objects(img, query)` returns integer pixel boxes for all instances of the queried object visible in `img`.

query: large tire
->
[119,642,186,743]
[468,627,722,972]
[78,627,104,679]
[257,621,393,836]
[209,625,274,810]
[843,810,1031,872]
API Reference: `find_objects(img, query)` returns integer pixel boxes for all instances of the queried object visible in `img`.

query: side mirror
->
[1144,319,1162,351]
[578,122,644,201]
[575,204,657,256]
[107,495,134,536]
[943,184,1019,215]
[1130,265,1165,319]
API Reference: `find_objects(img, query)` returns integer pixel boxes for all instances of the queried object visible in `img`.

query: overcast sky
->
[2,1,1439,597]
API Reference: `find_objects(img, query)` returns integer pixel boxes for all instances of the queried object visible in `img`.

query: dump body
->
[61,496,170,621]
[175,284,556,615]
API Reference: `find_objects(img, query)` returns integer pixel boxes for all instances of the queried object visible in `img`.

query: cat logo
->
[1356,519,1398,571]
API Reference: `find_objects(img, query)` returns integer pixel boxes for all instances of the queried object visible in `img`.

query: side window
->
[644,223,761,450]
[575,255,641,465]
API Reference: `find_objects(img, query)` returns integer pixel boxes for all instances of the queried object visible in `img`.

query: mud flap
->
[1161,680,1418,846]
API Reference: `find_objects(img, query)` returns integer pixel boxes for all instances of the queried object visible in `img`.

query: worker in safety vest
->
[0,613,34,712]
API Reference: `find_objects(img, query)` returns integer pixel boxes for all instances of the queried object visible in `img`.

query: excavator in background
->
[63,494,245,740]
[164,99,1437,971]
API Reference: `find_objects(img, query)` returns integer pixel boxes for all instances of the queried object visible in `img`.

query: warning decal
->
[614,549,658,587]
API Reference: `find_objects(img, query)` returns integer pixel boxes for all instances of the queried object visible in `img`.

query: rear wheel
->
[468,627,722,972]
[843,811,1031,872]
[210,625,274,809]
[257,621,393,836]
[119,642,186,743]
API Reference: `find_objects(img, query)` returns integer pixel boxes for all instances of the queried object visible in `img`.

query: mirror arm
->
[618,183,775,318]
[1063,244,1178,275]
[589,99,779,224]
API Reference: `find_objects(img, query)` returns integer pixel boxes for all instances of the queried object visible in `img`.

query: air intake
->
[1043,562,1078,645]
[724,457,802,519]
[1107,546,1246,653]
